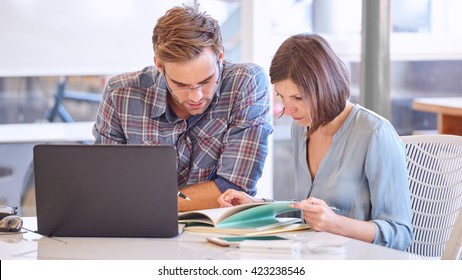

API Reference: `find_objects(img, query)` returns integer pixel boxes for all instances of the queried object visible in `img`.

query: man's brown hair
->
[153,5,223,64]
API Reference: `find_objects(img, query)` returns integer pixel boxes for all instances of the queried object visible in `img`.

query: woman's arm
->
[365,123,413,250]
[291,197,376,243]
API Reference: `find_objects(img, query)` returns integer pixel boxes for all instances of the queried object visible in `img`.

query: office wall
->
[0,0,276,200]
[0,0,185,77]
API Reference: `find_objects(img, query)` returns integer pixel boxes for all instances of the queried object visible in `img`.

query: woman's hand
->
[217,189,261,207]
[290,197,339,232]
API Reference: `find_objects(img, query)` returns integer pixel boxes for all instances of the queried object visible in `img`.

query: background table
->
[413,97,462,136]
[0,122,95,143]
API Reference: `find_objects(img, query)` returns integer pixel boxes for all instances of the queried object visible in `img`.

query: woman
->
[218,34,413,250]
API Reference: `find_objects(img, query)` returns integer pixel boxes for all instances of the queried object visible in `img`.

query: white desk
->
[0,217,411,260]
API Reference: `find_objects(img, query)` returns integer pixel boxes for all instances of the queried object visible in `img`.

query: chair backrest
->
[401,134,462,259]
[442,208,462,260]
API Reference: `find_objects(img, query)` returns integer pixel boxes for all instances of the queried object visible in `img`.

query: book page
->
[184,220,309,236]
[217,201,299,228]
[178,202,267,226]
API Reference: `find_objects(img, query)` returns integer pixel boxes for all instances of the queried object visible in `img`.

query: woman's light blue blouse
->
[291,104,413,250]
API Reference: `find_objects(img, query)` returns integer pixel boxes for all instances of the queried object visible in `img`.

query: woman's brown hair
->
[269,34,350,135]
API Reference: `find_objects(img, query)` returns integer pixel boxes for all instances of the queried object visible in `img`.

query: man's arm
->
[93,78,127,144]
[179,63,272,211]
[213,63,272,196]
[178,181,222,211]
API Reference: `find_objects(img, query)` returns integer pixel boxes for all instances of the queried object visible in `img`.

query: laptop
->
[33,144,179,238]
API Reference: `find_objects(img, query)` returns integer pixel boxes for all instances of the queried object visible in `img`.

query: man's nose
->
[188,86,203,101]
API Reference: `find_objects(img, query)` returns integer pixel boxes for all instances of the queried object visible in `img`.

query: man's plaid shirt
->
[93,60,272,195]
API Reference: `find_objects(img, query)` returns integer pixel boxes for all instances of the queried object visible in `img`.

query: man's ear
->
[154,56,163,73]
[218,48,225,64]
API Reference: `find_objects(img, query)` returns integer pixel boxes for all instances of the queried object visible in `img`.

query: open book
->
[178,201,310,236]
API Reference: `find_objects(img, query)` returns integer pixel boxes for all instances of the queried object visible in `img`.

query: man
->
[93,5,272,211]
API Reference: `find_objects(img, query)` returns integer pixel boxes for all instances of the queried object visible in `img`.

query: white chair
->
[401,134,462,259]
[442,208,462,260]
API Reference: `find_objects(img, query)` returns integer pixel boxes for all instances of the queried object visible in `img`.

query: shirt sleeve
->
[366,122,413,250]
[214,176,245,193]
[92,80,127,144]
[216,65,273,196]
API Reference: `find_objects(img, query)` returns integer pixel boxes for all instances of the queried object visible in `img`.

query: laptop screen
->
[33,144,179,238]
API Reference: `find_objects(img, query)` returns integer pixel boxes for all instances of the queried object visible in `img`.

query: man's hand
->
[217,189,261,207]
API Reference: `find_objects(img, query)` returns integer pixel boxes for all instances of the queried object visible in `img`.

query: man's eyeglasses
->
[164,62,221,95]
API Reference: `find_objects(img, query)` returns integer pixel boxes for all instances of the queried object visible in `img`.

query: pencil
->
[290,200,339,211]
[177,191,191,201]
